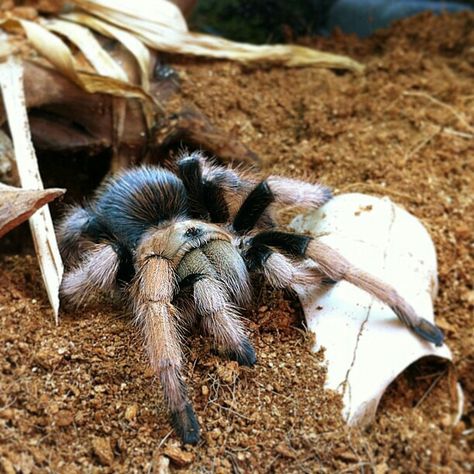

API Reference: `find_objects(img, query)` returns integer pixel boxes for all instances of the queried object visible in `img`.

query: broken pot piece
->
[290,193,459,426]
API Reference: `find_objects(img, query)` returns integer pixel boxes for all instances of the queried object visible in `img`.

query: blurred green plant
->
[190,0,331,44]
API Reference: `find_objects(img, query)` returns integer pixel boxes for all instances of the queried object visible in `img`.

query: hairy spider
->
[58,152,444,445]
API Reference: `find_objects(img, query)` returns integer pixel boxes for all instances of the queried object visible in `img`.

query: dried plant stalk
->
[0,58,63,322]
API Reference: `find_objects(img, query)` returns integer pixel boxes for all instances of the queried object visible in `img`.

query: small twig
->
[403,91,474,133]
[442,127,474,140]
[157,430,173,450]
[224,450,242,474]
[402,126,442,164]
[415,369,447,408]
[208,400,253,421]
[462,428,474,437]
[415,370,446,381]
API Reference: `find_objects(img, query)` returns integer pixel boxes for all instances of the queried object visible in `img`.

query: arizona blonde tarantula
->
[58,152,444,444]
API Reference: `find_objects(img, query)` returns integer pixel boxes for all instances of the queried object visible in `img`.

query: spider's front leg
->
[242,231,444,347]
[131,255,200,445]
[177,247,256,366]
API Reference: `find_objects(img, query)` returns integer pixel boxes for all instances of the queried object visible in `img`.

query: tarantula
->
[58,152,444,445]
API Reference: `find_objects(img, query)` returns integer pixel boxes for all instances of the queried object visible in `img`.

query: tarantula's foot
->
[413,318,444,347]
[226,338,257,367]
[321,277,338,286]
[170,403,201,445]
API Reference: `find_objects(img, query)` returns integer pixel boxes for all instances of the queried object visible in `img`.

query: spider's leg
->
[195,277,256,366]
[177,249,256,366]
[132,256,200,445]
[233,181,275,234]
[232,178,332,234]
[177,154,210,220]
[57,204,96,267]
[60,242,120,308]
[178,154,229,222]
[266,175,332,210]
[180,152,332,227]
[244,243,316,289]
[244,231,444,347]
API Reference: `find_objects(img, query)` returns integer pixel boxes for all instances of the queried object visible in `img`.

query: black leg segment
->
[243,243,273,271]
[225,338,257,367]
[178,155,210,219]
[233,181,274,234]
[170,403,201,445]
[249,231,312,257]
[202,180,230,223]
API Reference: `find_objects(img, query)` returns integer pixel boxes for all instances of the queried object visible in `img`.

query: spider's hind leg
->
[177,153,230,223]
[243,231,444,347]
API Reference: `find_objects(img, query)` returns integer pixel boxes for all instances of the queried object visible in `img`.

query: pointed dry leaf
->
[0,58,63,322]
[60,12,155,129]
[0,183,65,238]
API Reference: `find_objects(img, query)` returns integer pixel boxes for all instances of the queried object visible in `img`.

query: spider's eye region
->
[184,226,202,238]
[237,237,251,251]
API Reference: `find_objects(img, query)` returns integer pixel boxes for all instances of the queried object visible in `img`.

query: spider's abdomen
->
[93,167,188,248]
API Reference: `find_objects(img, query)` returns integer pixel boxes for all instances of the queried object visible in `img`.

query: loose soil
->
[1,12,473,474]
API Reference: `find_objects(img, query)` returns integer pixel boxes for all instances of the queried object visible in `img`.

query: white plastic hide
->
[290,193,453,426]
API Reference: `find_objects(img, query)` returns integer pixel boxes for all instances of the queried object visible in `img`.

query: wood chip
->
[152,455,170,474]
[275,442,296,459]
[92,437,114,466]
[56,410,74,427]
[162,445,194,467]
[0,457,15,474]
[0,183,64,239]
[124,404,138,421]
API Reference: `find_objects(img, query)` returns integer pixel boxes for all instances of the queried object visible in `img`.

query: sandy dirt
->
[0,12,473,474]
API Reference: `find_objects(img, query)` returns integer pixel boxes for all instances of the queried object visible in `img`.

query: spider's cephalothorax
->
[58,152,444,444]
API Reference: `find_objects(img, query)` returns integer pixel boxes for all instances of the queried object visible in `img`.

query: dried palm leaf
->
[56,13,155,130]
[45,18,128,81]
[67,0,364,71]
[0,18,159,107]
[72,0,188,32]
[60,12,151,91]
